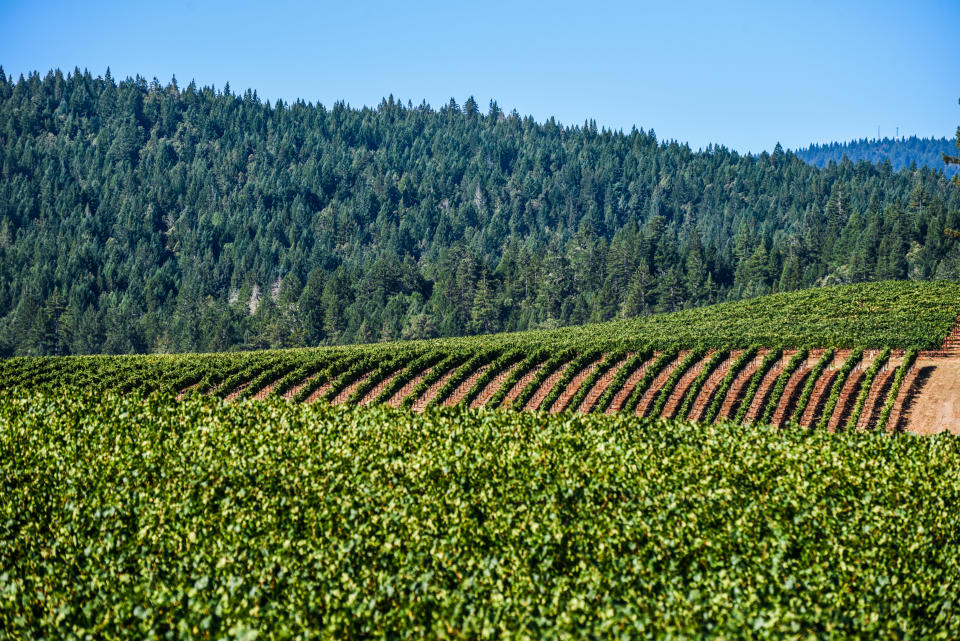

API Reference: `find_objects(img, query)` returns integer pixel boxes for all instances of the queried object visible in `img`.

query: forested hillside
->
[794,136,959,177]
[1,68,959,356]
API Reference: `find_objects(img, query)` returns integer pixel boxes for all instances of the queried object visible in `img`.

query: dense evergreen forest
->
[1,68,959,356]
[794,136,959,178]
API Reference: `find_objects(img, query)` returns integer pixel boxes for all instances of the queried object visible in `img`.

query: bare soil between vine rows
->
[902,355,960,435]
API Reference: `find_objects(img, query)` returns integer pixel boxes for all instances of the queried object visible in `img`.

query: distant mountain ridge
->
[793,136,958,177]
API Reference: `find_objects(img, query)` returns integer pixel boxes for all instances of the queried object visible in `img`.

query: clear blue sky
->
[1,0,957,153]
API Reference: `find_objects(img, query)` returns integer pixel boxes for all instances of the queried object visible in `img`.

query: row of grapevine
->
[0,340,930,431]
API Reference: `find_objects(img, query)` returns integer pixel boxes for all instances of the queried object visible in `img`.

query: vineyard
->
[2,390,959,638]
[2,280,958,432]
[3,280,960,637]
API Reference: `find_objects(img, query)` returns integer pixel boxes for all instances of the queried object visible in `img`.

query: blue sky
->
[1,0,957,153]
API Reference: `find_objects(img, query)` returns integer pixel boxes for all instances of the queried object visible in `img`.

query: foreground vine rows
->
[3,390,959,638]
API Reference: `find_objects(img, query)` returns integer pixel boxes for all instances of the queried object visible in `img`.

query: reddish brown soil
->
[635,352,686,417]
[801,370,840,428]
[253,380,281,401]
[502,363,546,408]
[224,382,252,402]
[577,355,630,413]
[899,356,960,434]
[798,351,847,427]
[331,372,373,405]
[883,309,960,433]
[471,362,521,409]
[856,362,898,430]
[605,354,657,414]
[284,374,318,401]
[305,381,334,404]
[208,376,236,395]
[889,365,931,432]
[825,369,864,431]
[715,351,767,422]
[743,353,791,424]
[685,352,739,422]
[660,352,712,420]
[176,381,203,400]
[549,356,604,414]
[827,353,884,431]
[526,361,573,411]
[412,367,460,412]
[444,364,492,407]
[360,367,404,406]
[386,366,433,408]
[769,352,822,427]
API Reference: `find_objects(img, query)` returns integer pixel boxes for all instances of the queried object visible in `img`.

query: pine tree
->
[356,319,373,344]
[684,235,708,305]
[469,275,497,335]
[298,268,327,345]
[621,263,655,317]
[778,253,802,292]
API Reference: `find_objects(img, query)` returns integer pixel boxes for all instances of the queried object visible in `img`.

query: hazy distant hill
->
[793,136,958,177]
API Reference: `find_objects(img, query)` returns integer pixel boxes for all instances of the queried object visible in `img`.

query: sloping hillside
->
[3,280,959,432]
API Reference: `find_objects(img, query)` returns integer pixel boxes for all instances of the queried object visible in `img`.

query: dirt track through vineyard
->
[606,355,656,413]
[549,357,604,413]
[445,364,492,406]
[577,355,630,413]
[526,362,572,411]
[892,311,960,434]
[901,356,960,435]
[471,362,521,408]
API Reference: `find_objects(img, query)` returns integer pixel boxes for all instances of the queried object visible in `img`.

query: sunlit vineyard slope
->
[3,280,959,432]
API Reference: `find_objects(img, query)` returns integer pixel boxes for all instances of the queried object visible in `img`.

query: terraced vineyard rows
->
[2,281,958,432]
[0,341,944,432]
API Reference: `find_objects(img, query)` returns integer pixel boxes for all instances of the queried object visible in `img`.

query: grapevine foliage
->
[1,390,958,638]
